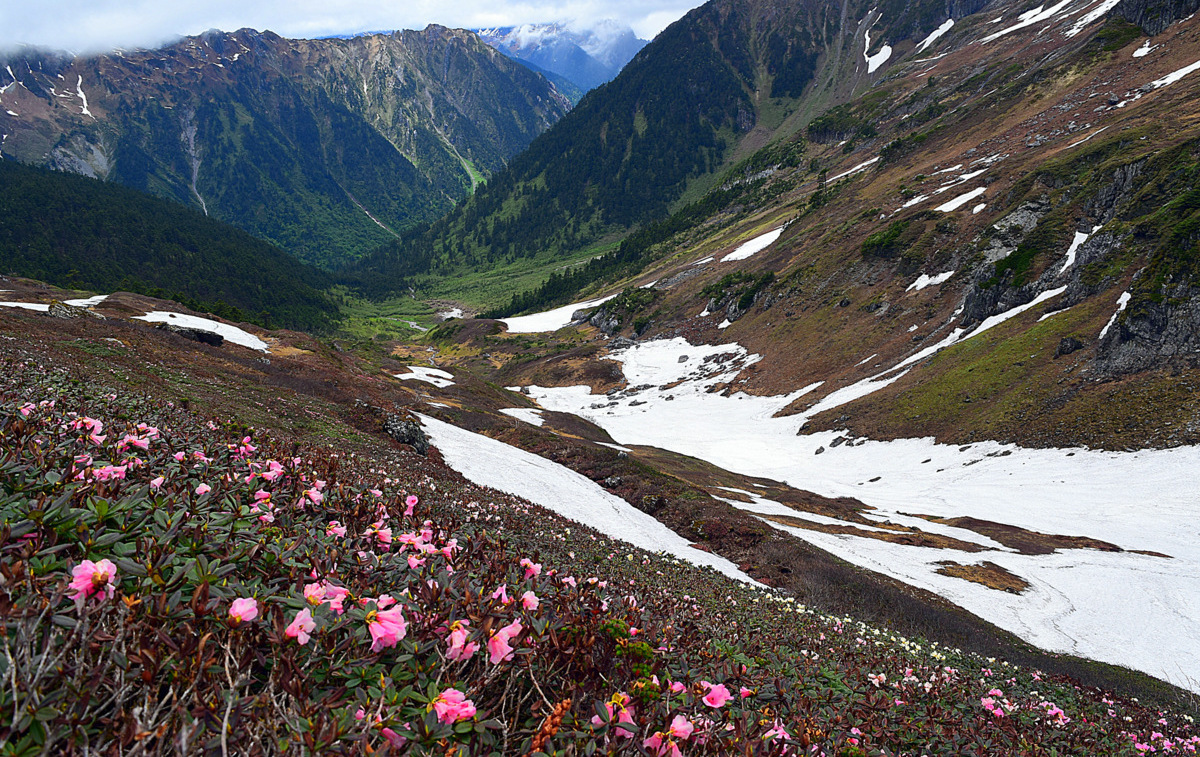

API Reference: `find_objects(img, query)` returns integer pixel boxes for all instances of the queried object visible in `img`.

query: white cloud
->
[0,0,703,55]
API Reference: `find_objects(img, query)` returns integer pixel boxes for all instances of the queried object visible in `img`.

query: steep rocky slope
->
[0,27,569,266]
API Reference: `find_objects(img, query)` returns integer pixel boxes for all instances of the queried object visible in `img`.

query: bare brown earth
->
[936,561,1033,593]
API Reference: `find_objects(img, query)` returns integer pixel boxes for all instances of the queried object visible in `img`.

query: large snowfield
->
[509,336,1200,692]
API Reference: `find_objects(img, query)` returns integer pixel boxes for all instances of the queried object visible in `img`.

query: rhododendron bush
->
[1,361,1197,755]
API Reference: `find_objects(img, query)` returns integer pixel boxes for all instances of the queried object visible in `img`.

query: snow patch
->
[828,156,880,183]
[981,0,1075,43]
[692,256,715,266]
[75,75,94,118]
[1099,291,1131,339]
[906,271,955,291]
[0,302,50,312]
[972,203,987,214]
[500,408,545,426]
[1059,226,1102,274]
[1149,57,1200,89]
[1066,125,1110,148]
[915,19,954,54]
[717,319,732,329]
[417,413,759,585]
[721,227,783,262]
[500,294,618,333]
[1066,0,1124,37]
[863,29,892,73]
[935,186,986,212]
[438,308,465,320]
[1132,41,1158,57]
[394,366,455,388]
[63,295,108,308]
[133,311,268,350]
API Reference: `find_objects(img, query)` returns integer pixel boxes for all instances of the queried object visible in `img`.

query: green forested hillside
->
[344,0,833,298]
[0,161,337,331]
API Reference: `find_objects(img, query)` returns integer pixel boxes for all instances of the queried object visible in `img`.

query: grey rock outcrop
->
[1096,285,1200,375]
[155,322,223,346]
[1116,0,1200,35]
[383,413,429,455]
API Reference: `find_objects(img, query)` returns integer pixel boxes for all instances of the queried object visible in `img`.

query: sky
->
[1,0,706,56]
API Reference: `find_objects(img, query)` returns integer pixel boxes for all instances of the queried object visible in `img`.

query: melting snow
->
[500,294,618,333]
[692,256,715,266]
[500,408,545,426]
[828,156,880,183]
[1066,125,1110,148]
[0,302,50,312]
[1132,41,1158,57]
[722,227,784,262]
[1149,57,1200,89]
[915,19,954,54]
[417,413,759,585]
[717,319,732,329]
[933,163,964,175]
[63,294,108,308]
[972,203,987,214]
[1059,225,1102,274]
[75,75,94,118]
[906,270,955,291]
[981,0,1075,43]
[525,330,1200,691]
[133,311,268,350]
[863,29,892,73]
[935,186,986,212]
[438,308,465,320]
[394,366,455,388]
[1099,291,1131,339]
[1066,0,1124,37]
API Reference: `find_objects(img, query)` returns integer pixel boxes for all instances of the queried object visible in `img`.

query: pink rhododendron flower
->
[701,682,732,708]
[304,487,323,506]
[365,521,392,546]
[195,483,211,496]
[644,715,694,757]
[326,521,347,537]
[93,465,128,481]
[407,555,425,569]
[520,558,542,579]
[404,494,418,516]
[18,402,34,417]
[173,451,186,462]
[381,727,407,748]
[591,692,636,738]
[431,688,476,724]
[69,559,117,602]
[487,620,523,664]
[446,620,479,661]
[285,608,316,645]
[521,591,539,610]
[740,686,755,698]
[150,476,165,489]
[491,585,511,604]
[670,681,686,693]
[367,605,408,652]
[229,597,258,624]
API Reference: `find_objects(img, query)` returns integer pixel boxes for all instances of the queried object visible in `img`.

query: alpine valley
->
[3,0,1200,752]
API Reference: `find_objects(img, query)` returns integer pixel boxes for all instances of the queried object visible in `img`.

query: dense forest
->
[0,161,338,331]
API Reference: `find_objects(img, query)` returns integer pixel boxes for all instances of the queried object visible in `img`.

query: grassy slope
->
[1,304,1197,755]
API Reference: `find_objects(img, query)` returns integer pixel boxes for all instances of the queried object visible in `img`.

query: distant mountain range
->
[475,21,648,96]
[0,26,569,267]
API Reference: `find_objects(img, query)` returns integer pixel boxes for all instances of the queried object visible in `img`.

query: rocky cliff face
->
[1117,0,1200,34]
[0,27,569,266]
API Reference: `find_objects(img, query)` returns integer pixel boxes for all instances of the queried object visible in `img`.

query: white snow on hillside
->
[132,311,268,350]
[935,186,986,212]
[395,366,455,388]
[1065,0,1123,37]
[0,302,50,312]
[417,413,759,585]
[63,295,108,308]
[1099,291,1131,339]
[906,270,955,291]
[75,75,94,118]
[972,203,987,214]
[524,330,1200,691]
[1132,41,1158,57]
[1150,57,1200,89]
[981,0,1075,43]
[438,308,465,320]
[1059,226,1102,274]
[863,29,892,73]
[828,156,880,183]
[500,294,618,333]
[1067,125,1110,148]
[500,407,545,426]
[722,227,784,262]
[915,19,954,54]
